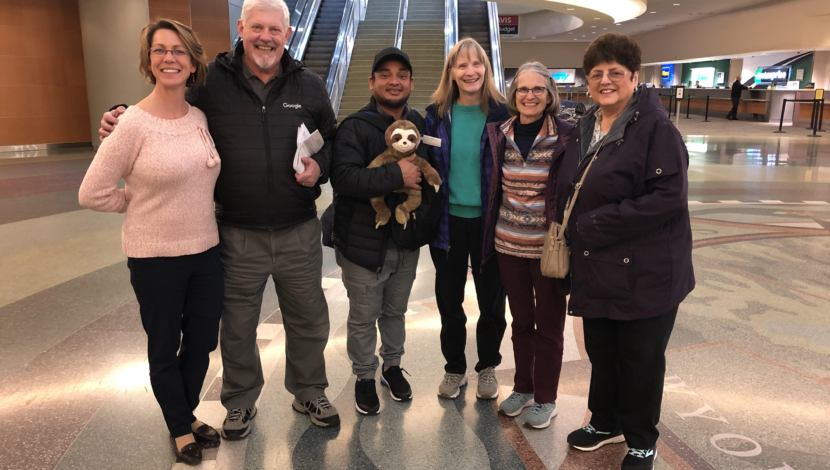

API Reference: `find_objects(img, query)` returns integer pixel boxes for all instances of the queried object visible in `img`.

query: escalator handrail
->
[444,0,458,59]
[486,2,506,95]
[288,0,323,60]
[394,0,409,49]
[326,0,367,116]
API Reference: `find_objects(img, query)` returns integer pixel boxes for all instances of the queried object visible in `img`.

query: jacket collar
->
[579,84,657,158]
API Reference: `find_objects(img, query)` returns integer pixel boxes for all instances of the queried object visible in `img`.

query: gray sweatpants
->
[335,243,419,379]
[218,218,330,407]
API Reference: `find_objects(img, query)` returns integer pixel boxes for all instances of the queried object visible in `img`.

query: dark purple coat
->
[481,115,575,266]
[554,86,695,320]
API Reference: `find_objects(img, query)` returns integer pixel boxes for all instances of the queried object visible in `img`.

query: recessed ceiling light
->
[592,32,596,34]
[616,23,621,25]
[568,32,574,34]
[567,8,575,10]
[650,11,656,14]
[582,35,586,37]
[673,3,680,5]
[574,38,577,40]
[594,18,600,20]
[603,28,607,30]
[591,25,597,28]
[532,36,536,39]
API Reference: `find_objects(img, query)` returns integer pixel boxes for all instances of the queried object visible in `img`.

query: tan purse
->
[541,138,606,278]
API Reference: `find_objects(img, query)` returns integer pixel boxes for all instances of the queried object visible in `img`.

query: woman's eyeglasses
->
[516,86,547,97]
[588,70,628,83]
[150,48,190,58]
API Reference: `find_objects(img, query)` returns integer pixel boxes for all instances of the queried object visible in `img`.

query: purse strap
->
[556,136,607,241]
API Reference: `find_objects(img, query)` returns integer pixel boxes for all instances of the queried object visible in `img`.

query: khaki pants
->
[218,218,330,407]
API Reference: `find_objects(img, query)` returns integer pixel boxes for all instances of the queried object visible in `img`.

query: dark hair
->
[139,19,208,88]
[582,33,641,78]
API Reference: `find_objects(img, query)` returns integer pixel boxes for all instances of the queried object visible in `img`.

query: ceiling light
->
[616,23,621,25]
[568,32,574,34]
[591,25,597,28]
[553,0,645,22]
[603,28,607,30]
[673,3,680,5]
[592,32,596,34]
[567,7,575,10]
[594,18,600,20]
[650,11,656,14]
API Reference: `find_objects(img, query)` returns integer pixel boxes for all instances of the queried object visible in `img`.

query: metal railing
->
[288,0,323,60]
[444,0,458,59]
[486,2,505,95]
[325,0,367,116]
[394,0,409,49]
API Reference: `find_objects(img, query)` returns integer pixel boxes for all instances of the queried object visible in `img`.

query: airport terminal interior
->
[1,0,829,469]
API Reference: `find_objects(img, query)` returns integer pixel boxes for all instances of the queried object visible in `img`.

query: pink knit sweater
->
[79,105,221,258]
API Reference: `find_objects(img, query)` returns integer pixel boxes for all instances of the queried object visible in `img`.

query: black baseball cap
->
[371,47,413,75]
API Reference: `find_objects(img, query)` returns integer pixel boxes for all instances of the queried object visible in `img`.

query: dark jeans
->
[497,253,567,404]
[582,307,678,450]
[430,215,507,374]
[726,98,740,119]
[128,246,224,438]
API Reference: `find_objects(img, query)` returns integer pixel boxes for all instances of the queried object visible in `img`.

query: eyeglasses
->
[150,48,189,58]
[588,70,628,83]
[516,86,547,97]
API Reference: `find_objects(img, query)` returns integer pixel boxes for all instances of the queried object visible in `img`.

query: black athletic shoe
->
[622,447,657,470]
[567,424,625,451]
[380,365,412,401]
[354,379,380,415]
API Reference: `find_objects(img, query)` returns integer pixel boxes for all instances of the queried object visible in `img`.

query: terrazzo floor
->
[1,121,829,470]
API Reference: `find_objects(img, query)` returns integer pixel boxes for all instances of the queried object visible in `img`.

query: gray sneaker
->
[524,402,557,429]
[476,367,499,400]
[292,396,341,428]
[498,391,534,417]
[221,406,257,440]
[437,373,467,399]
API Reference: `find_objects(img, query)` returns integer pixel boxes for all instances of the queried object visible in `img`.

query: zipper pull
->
[261,106,266,122]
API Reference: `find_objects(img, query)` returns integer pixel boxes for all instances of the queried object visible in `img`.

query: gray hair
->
[241,0,290,29]
[507,61,561,118]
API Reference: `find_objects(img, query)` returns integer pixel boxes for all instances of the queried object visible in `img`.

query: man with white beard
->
[99,0,339,437]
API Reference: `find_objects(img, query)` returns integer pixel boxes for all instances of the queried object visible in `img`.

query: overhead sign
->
[499,15,518,35]
[754,66,791,84]
[661,64,674,83]
[690,67,715,88]
[548,68,575,84]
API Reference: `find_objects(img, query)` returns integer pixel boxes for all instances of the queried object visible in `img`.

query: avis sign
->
[499,15,518,35]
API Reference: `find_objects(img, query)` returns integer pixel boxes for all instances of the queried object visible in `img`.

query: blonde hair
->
[241,0,290,28]
[506,61,561,117]
[139,19,208,88]
[430,37,506,117]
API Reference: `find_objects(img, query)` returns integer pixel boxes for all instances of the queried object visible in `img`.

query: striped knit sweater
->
[494,115,558,258]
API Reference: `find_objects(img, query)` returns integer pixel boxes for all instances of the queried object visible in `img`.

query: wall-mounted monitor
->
[548,69,576,84]
[661,65,674,83]
[754,66,791,85]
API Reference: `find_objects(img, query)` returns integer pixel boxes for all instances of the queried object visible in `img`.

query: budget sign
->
[499,15,518,35]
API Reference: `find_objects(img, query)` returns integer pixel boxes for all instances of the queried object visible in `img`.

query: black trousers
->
[128,246,224,438]
[430,215,507,374]
[726,98,740,119]
[582,307,678,450]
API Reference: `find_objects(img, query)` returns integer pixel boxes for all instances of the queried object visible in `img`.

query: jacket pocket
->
[580,243,633,300]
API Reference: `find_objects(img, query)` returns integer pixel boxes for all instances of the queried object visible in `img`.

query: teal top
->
[448,102,487,218]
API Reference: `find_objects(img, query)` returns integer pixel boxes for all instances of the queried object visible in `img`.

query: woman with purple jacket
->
[481,62,574,429]
[557,34,695,470]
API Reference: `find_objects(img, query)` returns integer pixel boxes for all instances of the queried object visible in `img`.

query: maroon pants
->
[497,252,567,404]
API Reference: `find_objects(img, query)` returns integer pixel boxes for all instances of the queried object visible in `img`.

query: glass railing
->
[444,0,458,59]
[326,0,367,116]
[288,0,323,60]
[394,0,409,49]
[486,2,506,95]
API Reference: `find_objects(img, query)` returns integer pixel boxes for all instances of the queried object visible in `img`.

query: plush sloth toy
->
[367,120,442,229]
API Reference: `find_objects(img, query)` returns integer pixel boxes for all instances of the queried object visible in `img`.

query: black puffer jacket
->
[187,43,337,230]
[330,97,436,272]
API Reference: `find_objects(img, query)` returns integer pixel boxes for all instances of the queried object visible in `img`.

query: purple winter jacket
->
[554,85,695,320]
[481,115,575,267]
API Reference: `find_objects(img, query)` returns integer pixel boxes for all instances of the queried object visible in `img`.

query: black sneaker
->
[220,407,257,440]
[567,424,625,451]
[380,365,412,401]
[354,379,380,415]
[622,447,656,470]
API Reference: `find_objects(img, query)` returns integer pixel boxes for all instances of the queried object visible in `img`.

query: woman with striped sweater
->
[481,62,574,429]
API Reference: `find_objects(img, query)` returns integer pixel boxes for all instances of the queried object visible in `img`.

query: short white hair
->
[241,0,290,29]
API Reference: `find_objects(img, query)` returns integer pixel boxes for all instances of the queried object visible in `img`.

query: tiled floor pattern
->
[1,125,829,469]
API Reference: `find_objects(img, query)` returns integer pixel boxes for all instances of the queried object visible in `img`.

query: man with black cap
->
[329,47,440,415]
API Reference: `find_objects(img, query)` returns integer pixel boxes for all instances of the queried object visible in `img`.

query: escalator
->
[457,0,491,59]
[301,0,348,80]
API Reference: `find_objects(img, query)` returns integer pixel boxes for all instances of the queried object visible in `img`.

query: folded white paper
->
[294,123,324,173]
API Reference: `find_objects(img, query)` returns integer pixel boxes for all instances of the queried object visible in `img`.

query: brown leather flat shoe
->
[173,440,202,466]
[193,423,221,447]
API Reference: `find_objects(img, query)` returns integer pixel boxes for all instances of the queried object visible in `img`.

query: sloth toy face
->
[385,120,421,156]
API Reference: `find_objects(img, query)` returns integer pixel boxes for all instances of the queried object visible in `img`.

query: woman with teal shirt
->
[424,38,510,401]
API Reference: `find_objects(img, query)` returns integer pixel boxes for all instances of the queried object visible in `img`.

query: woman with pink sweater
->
[79,20,221,466]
